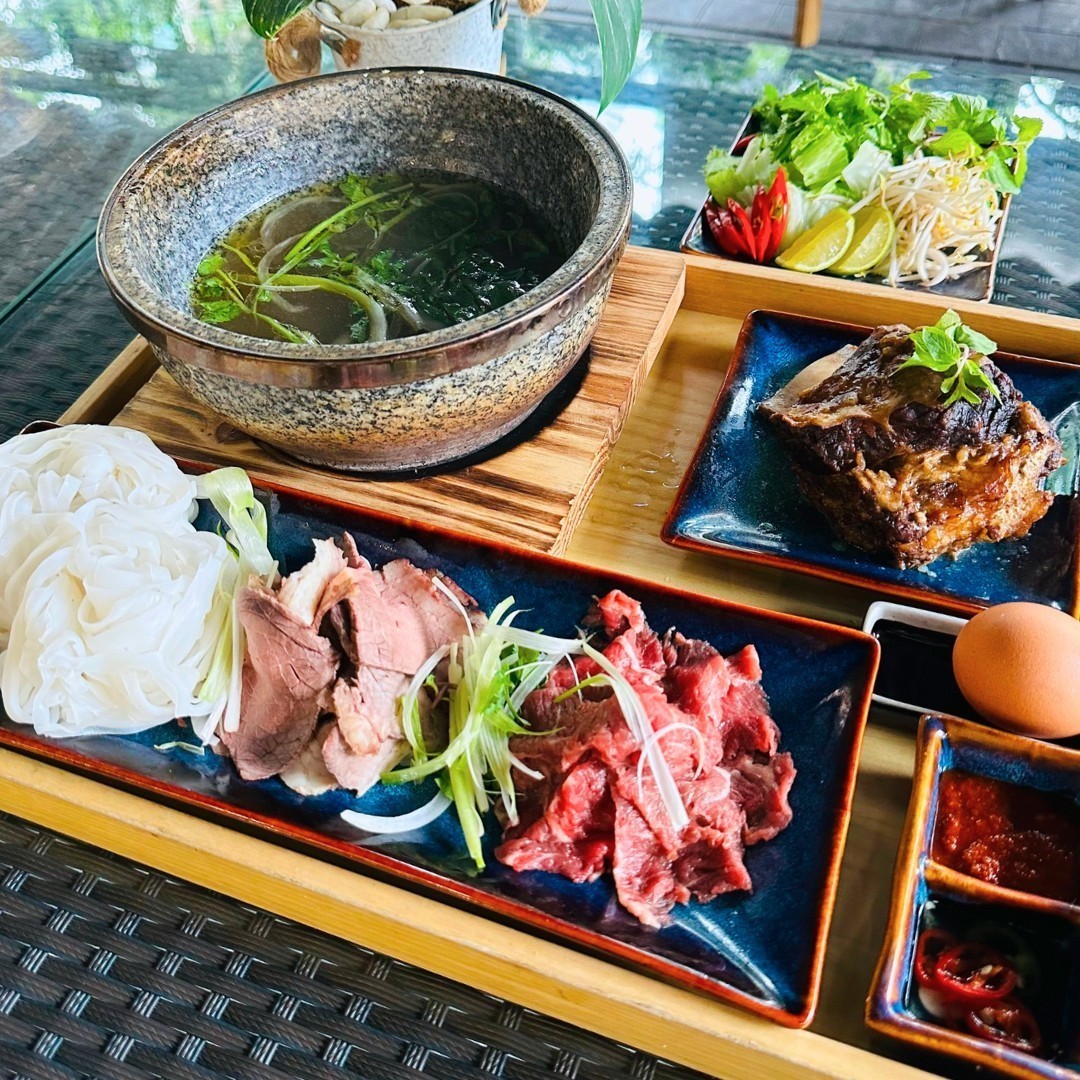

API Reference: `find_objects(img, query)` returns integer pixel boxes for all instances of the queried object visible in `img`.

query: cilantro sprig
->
[898,310,1001,407]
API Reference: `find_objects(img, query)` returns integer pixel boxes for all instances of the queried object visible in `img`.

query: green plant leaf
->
[954,324,997,356]
[588,0,642,113]
[242,0,312,39]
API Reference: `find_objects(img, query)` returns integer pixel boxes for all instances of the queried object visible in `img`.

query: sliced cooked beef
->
[495,592,795,928]
[321,721,409,794]
[279,723,338,797]
[222,586,339,781]
[220,536,476,795]
[324,558,478,676]
[332,669,410,757]
[759,326,1062,567]
[277,539,348,626]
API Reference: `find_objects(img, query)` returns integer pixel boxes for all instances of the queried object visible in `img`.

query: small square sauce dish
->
[868,714,1080,1079]
[861,602,971,719]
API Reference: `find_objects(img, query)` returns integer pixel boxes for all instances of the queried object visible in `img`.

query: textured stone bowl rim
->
[97,67,632,384]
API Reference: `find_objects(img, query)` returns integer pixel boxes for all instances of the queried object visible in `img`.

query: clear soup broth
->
[191,170,565,346]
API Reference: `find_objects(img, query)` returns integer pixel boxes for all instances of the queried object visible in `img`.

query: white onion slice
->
[340,791,452,835]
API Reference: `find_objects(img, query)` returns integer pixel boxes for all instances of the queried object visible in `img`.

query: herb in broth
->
[191,171,564,346]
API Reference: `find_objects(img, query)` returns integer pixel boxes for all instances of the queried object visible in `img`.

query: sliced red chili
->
[732,134,754,155]
[726,198,759,258]
[704,200,745,257]
[965,997,1042,1054]
[762,167,789,261]
[935,943,1017,1002]
[915,928,957,988]
[749,187,771,262]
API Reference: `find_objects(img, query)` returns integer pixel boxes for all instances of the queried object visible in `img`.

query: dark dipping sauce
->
[871,619,969,716]
[933,771,1080,903]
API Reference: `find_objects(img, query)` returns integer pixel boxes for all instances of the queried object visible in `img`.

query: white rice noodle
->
[1,502,232,739]
[0,425,197,648]
[852,154,1001,287]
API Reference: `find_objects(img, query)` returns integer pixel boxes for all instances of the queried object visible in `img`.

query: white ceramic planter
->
[315,0,506,74]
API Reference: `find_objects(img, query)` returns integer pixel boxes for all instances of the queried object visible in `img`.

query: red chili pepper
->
[763,167,789,261]
[726,198,759,259]
[965,997,1042,1053]
[704,199,745,257]
[934,943,1017,1003]
[732,134,755,155]
[704,168,789,264]
[914,928,957,989]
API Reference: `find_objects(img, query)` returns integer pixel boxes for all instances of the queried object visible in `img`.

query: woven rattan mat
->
[0,814,711,1080]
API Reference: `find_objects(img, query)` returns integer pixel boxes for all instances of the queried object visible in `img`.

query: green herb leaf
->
[240,0,311,39]
[588,0,642,113]
[197,299,244,324]
[954,323,997,356]
[900,309,1001,407]
[197,252,226,277]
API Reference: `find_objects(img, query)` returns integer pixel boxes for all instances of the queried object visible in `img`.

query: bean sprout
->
[852,154,1001,287]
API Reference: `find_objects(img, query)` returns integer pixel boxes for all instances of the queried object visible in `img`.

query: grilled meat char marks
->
[496,590,794,929]
[759,324,1062,567]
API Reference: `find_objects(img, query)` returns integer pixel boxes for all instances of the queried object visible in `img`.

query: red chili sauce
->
[932,771,1080,904]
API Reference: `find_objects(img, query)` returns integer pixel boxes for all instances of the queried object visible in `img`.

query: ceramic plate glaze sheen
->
[0,480,878,1027]
[662,310,1080,616]
[869,714,1080,1079]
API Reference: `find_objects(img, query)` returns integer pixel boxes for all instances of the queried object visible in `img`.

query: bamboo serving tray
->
[75,246,686,556]
[8,248,1080,1080]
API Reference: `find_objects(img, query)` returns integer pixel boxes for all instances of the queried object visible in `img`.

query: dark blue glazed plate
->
[869,714,1080,1078]
[662,310,1080,616]
[0,478,878,1028]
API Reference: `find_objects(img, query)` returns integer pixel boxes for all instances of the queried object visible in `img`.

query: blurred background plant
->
[249,0,641,108]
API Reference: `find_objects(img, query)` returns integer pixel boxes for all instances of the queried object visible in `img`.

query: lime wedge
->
[775,208,855,273]
[827,205,896,277]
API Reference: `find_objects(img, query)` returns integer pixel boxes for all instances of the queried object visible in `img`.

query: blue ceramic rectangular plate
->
[868,714,1080,1079]
[662,310,1080,616]
[0,477,878,1028]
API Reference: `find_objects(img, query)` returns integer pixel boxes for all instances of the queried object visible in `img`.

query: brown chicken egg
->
[953,602,1080,739]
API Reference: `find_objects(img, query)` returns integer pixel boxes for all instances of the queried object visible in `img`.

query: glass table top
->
[2,4,1080,441]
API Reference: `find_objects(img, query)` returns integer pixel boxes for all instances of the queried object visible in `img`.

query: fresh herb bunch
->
[899,310,1000,407]
[752,72,1041,196]
[193,172,559,345]
[244,0,641,111]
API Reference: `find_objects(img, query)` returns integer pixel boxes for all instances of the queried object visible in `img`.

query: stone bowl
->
[97,68,632,472]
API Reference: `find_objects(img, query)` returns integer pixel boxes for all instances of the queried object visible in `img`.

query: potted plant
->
[252,0,640,110]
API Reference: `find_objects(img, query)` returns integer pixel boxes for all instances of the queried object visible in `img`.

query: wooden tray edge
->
[0,746,938,1080]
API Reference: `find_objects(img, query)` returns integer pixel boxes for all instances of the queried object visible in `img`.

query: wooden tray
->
[11,250,1080,1080]
[72,246,685,556]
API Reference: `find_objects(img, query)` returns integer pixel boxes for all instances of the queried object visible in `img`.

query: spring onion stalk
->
[581,641,690,831]
[341,791,452,836]
[385,592,692,868]
[384,595,580,870]
[191,468,277,740]
[399,644,450,766]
